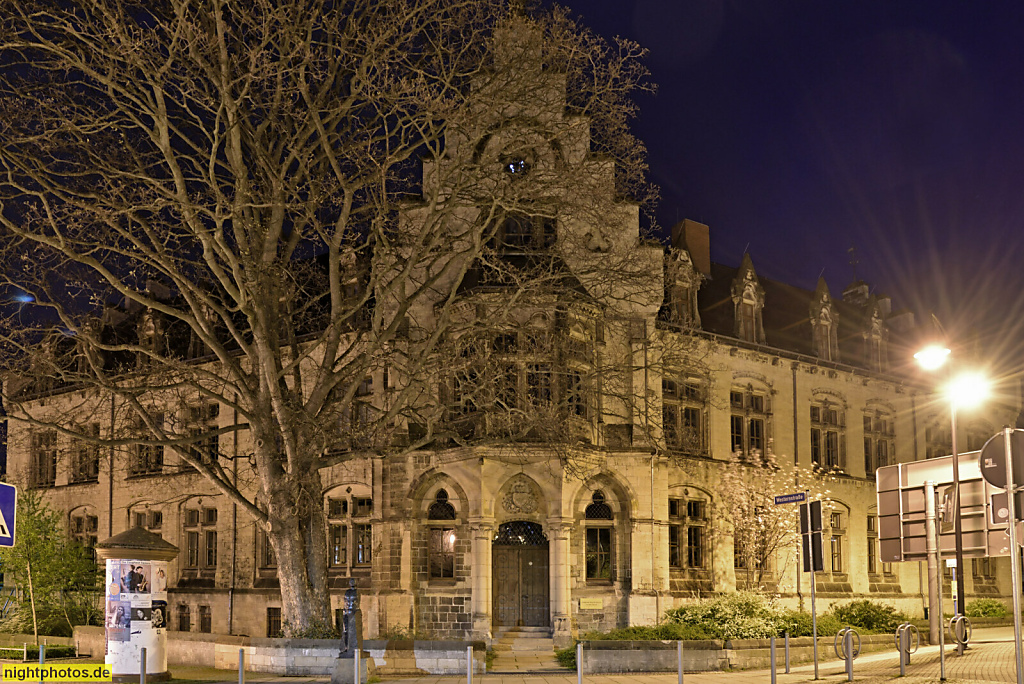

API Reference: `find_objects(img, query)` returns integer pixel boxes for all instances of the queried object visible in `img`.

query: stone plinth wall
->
[580,634,900,674]
[74,627,484,676]
[363,640,484,675]
[579,640,725,673]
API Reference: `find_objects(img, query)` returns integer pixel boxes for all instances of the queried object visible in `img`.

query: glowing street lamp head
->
[914,344,951,371]
[946,371,990,410]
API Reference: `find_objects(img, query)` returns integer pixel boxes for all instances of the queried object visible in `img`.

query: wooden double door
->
[492,522,550,628]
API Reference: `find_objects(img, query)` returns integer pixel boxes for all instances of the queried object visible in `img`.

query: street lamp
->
[914,344,991,619]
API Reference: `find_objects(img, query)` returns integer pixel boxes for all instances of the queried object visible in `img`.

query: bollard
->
[354,644,361,684]
[38,643,44,684]
[467,645,473,684]
[22,643,25,663]
[677,640,683,684]
[899,626,906,677]
[141,646,147,684]
[770,636,777,684]
[238,647,245,684]
[785,631,790,673]
[577,642,583,684]
[844,629,852,682]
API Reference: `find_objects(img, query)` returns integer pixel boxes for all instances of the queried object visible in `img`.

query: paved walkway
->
[209,626,1024,684]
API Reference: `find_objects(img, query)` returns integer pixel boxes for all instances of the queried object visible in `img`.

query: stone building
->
[2,30,1016,648]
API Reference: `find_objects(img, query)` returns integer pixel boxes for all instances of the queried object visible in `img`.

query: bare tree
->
[0,0,655,631]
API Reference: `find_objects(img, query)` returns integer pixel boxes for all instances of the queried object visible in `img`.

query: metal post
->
[785,632,790,673]
[925,481,941,647]
[677,640,683,684]
[844,629,852,682]
[467,645,473,684]
[354,643,360,684]
[140,646,147,684]
[811,559,819,680]
[22,643,25,662]
[577,642,583,684]
[899,627,906,677]
[238,647,244,684]
[770,636,777,684]
[38,643,44,684]
[950,401,966,621]
[1003,428,1024,684]
[934,483,947,682]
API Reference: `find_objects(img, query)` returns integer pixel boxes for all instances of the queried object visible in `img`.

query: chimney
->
[670,220,711,277]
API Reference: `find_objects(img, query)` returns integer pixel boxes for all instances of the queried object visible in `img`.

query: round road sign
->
[979,429,1024,490]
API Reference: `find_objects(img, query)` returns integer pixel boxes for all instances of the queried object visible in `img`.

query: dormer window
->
[810,278,839,361]
[731,255,765,344]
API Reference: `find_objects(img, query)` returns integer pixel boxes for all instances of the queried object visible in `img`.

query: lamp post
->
[915,344,990,621]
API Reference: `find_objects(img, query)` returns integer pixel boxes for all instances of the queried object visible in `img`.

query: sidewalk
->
[208,626,1023,684]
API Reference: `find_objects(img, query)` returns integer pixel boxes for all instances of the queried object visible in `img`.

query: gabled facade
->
[4,30,1018,649]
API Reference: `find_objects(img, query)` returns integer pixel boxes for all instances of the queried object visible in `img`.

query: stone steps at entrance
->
[489,628,563,673]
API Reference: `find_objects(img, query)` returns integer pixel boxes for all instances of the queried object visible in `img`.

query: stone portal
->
[492,521,549,628]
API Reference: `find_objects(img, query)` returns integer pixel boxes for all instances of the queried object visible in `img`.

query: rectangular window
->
[527,364,552,405]
[686,526,704,568]
[329,525,348,567]
[830,535,843,573]
[260,529,276,568]
[668,498,681,519]
[669,525,682,568]
[186,509,200,527]
[730,415,744,452]
[429,527,456,579]
[204,508,218,525]
[867,538,877,574]
[811,429,821,465]
[687,500,705,519]
[72,424,101,483]
[566,369,586,417]
[266,607,282,637]
[205,530,217,567]
[177,604,191,632]
[353,498,372,518]
[150,511,163,530]
[199,605,212,633]
[585,527,612,580]
[134,512,147,529]
[825,431,840,468]
[664,377,706,454]
[186,531,200,568]
[748,418,764,453]
[329,499,347,517]
[31,431,57,488]
[354,524,372,565]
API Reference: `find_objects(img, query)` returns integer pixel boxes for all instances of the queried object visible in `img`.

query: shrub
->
[582,623,711,641]
[663,592,785,640]
[830,600,907,633]
[555,644,577,669]
[966,598,1008,618]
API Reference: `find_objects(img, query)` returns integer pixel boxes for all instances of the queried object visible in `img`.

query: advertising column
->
[95,527,179,683]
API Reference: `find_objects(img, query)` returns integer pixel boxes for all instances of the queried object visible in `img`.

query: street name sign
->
[775,492,806,505]
[0,483,17,548]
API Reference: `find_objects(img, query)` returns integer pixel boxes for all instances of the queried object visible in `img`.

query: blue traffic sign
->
[774,492,807,505]
[0,483,17,547]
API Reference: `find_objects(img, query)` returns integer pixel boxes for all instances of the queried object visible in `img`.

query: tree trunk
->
[264,468,332,635]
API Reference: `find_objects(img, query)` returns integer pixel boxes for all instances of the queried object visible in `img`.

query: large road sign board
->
[0,483,17,547]
[876,451,1011,562]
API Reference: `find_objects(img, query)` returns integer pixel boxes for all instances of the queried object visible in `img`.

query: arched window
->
[427,489,457,580]
[584,491,613,581]
[585,491,612,520]
[428,489,456,520]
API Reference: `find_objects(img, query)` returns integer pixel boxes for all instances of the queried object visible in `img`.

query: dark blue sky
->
[560,0,1024,340]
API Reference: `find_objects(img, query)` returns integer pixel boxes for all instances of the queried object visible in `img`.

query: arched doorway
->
[492,521,549,628]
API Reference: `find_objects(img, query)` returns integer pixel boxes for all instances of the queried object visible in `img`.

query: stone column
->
[95,527,179,683]
[469,520,493,641]
[548,520,573,647]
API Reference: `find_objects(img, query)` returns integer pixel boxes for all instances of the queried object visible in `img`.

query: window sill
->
[585,578,614,585]
[126,471,164,480]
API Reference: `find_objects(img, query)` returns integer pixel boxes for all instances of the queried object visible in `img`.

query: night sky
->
[559,0,1024,345]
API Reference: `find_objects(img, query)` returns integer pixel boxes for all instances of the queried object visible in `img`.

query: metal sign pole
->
[810,558,818,680]
[1003,428,1024,684]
